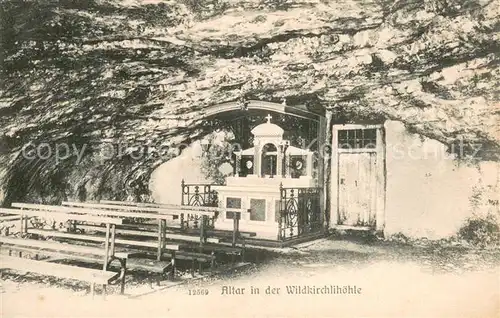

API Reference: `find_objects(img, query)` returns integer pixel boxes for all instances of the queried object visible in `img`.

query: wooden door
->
[338,152,377,227]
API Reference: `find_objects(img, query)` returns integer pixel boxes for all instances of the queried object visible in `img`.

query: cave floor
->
[2,238,499,318]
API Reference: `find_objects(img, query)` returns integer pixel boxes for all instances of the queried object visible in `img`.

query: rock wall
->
[384,121,500,239]
[0,170,5,206]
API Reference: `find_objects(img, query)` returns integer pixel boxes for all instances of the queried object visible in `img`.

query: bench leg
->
[120,261,127,295]
[170,254,176,280]
[157,219,162,261]
[90,283,95,299]
[103,223,110,269]
[210,252,215,273]
[102,285,107,300]
[120,279,126,295]
[147,276,160,288]
[191,259,195,277]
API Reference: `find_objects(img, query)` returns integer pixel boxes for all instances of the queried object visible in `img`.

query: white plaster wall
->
[149,141,209,205]
[149,130,234,204]
[384,121,500,239]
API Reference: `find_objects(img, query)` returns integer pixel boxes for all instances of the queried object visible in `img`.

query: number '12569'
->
[188,289,209,295]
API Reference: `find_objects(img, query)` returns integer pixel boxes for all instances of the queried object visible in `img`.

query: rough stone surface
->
[0,0,499,205]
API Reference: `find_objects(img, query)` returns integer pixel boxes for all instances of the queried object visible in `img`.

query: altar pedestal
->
[212,176,314,239]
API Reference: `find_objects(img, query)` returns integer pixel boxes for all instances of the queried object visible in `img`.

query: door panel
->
[338,152,376,227]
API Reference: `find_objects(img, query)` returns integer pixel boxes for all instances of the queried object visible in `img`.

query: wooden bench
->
[9,204,178,280]
[0,214,21,236]
[11,203,213,279]
[62,201,215,217]
[23,228,177,283]
[100,200,223,212]
[63,201,225,246]
[11,203,180,261]
[96,200,255,263]
[60,201,219,251]
[62,202,226,274]
[0,214,22,222]
[0,208,129,296]
[79,222,247,256]
[1,255,119,298]
[0,236,131,294]
[75,224,221,244]
[98,200,252,247]
[73,224,217,276]
[1,207,123,266]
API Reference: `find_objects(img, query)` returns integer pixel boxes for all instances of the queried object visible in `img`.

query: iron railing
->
[180,180,218,229]
[278,185,322,241]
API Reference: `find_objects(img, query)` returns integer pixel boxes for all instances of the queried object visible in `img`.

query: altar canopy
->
[234,114,316,182]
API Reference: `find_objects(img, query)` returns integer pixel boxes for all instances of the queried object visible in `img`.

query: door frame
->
[330,124,386,231]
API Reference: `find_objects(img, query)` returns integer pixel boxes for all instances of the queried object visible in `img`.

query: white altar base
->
[212,175,315,239]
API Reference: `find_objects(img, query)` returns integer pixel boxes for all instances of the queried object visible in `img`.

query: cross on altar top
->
[265,114,272,123]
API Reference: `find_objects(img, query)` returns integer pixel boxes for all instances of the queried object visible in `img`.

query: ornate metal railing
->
[278,185,322,241]
[180,180,219,229]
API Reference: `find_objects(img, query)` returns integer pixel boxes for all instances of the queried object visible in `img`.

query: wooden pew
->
[0,208,128,296]
[13,202,180,220]
[9,204,179,283]
[62,200,256,266]
[98,200,254,246]
[0,236,131,294]
[76,224,220,244]
[11,203,219,278]
[99,199,247,217]
[61,201,221,275]
[61,201,222,248]
[0,214,22,236]
[11,203,179,261]
[1,207,122,262]
[0,215,22,222]
[97,200,253,263]
[62,201,215,216]
[61,201,219,248]
[1,256,119,298]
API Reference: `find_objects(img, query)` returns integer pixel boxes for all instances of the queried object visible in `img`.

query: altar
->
[212,115,318,239]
